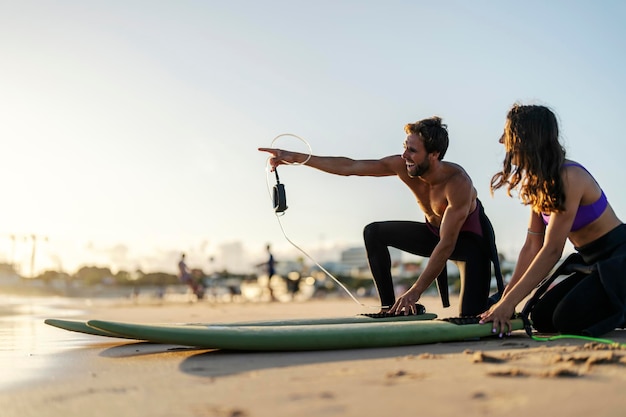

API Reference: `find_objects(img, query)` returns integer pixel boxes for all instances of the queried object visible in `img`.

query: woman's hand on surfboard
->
[479,300,515,338]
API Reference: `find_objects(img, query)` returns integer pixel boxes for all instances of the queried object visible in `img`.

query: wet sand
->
[1,295,625,417]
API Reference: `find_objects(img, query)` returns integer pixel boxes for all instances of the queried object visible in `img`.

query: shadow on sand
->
[96,335,532,378]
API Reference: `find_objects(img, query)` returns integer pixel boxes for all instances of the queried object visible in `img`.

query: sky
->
[1,1,625,276]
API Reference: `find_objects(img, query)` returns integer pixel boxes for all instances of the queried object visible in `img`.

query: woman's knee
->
[530,309,558,333]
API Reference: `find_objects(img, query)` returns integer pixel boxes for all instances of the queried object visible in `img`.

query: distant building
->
[339,246,403,278]
[340,247,367,270]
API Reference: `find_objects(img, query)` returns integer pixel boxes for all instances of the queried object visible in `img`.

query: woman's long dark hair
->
[490,104,566,213]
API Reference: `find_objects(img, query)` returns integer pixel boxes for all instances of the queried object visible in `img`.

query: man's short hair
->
[404,116,449,160]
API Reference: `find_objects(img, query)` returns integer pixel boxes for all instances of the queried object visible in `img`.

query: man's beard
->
[407,159,430,178]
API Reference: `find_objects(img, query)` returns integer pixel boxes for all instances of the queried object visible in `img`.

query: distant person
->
[260,116,504,316]
[480,104,626,338]
[262,244,278,301]
[178,253,192,285]
[266,244,276,279]
[178,253,203,299]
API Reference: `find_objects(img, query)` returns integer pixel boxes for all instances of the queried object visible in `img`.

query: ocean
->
[0,295,95,391]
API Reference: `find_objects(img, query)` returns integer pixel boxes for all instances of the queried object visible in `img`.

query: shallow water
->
[0,295,94,390]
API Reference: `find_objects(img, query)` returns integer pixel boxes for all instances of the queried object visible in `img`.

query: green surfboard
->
[45,319,139,339]
[45,313,438,340]
[87,318,525,351]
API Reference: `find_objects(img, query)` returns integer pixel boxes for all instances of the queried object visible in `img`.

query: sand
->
[1,295,625,417]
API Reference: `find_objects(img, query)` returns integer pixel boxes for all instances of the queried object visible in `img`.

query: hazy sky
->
[1,1,625,275]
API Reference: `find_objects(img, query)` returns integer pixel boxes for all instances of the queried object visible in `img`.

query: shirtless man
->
[259,116,502,316]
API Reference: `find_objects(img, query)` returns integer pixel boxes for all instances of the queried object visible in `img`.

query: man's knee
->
[363,222,381,242]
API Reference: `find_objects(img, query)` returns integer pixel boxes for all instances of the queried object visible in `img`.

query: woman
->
[479,104,626,338]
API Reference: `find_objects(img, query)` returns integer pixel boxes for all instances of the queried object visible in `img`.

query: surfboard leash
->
[528,333,626,347]
[263,133,380,309]
[519,313,624,347]
[524,316,626,347]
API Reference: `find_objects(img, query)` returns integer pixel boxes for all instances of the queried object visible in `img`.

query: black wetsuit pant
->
[363,221,492,316]
[530,272,615,335]
[529,224,626,337]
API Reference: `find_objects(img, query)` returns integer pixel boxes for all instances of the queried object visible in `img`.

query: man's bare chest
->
[411,185,448,218]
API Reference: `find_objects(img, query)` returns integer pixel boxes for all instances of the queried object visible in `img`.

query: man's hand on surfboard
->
[388,287,421,316]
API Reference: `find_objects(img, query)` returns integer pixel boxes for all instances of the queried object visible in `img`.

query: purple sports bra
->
[541,162,608,232]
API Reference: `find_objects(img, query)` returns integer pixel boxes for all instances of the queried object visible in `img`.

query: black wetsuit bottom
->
[363,221,492,316]
[530,224,626,337]
[530,272,615,334]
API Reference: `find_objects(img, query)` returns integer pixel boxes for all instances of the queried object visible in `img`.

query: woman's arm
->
[481,173,583,335]
[502,212,545,297]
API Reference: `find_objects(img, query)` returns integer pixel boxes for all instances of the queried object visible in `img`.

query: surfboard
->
[45,312,438,340]
[44,319,138,339]
[87,318,525,351]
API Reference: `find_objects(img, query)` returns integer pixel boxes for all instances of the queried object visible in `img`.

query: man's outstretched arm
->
[259,147,398,177]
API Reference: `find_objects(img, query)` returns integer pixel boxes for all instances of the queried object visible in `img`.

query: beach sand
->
[1,295,625,417]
